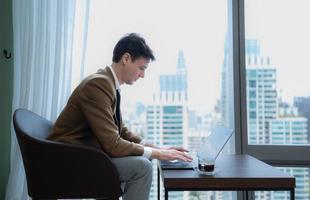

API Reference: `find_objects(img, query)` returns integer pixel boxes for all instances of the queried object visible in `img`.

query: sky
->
[84,0,228,113]
[81,0,310,113]
[245,0,310,104]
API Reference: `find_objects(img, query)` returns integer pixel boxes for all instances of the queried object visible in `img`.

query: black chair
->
[13,108,122,200]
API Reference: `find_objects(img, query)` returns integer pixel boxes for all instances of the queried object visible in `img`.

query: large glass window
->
[245,0,310,199]
[245,0,310,146]
[84,0,235,199]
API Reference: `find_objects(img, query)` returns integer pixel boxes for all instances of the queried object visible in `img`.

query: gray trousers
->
[111,156,153,200]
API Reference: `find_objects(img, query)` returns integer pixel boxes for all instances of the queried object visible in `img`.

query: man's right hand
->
[151,148,193,162]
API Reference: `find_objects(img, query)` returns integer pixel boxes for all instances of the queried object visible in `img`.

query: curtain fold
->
[5,0,90,199]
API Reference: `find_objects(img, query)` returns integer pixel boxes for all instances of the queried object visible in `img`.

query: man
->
[48,33,192,200]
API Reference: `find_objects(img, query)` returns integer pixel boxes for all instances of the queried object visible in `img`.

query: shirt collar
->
[108,65,121,91]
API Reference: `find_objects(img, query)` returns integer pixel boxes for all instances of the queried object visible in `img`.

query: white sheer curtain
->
[5,0,89,199]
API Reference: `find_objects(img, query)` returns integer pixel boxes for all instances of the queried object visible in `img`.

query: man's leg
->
[111,156,153,200]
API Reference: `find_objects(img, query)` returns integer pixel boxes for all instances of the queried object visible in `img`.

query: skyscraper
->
[270,111,307,145]
[294,96,310,143]
[147,50,188,200]
[245,40,278,145]
[247,67,278,144]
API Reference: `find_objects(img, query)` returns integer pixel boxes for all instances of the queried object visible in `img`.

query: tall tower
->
[220,30,234,129]
[245,40,278,144]
[159,50,188,103]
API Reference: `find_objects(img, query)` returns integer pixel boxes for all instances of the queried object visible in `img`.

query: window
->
[245,0,310,146]
[244,0,310,199]
[84,0,234,199]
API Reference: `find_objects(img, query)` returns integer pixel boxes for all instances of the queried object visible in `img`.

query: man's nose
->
[140,71,145,78]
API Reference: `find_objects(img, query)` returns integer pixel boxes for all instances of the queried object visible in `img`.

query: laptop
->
[160,126,234,170]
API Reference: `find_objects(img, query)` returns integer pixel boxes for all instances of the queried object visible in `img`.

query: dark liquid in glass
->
[198,163,215,172]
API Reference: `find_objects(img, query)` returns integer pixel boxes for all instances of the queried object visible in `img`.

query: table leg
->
[290,189,295,200]
[165,189,168,200]
[157,167,160,200]
[246,191,255,200]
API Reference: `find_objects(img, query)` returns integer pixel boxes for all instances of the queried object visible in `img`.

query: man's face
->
[122,54,149,85]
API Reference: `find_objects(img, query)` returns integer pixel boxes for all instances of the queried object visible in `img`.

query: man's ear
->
[122,53,131,65]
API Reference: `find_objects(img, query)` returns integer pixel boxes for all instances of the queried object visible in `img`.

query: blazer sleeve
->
[120,125,142,144]
[77,78,144,157]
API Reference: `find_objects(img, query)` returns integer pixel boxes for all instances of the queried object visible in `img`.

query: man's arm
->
[120,125,142,143]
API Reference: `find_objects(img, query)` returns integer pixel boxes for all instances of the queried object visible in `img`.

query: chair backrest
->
[13,108,53,140]
[13,109,54,196]
[13,108,122,199]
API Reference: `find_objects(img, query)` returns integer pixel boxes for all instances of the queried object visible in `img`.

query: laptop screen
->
[197,126,234,160]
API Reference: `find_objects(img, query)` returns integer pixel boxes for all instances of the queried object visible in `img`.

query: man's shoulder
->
[82,67,115,89]
[73,67,115,101]
[87,67,112,81]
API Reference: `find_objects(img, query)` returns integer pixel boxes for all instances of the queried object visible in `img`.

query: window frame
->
[234,0,310,166]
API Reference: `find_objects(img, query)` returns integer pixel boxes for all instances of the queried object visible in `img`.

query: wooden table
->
[158,154,295,200]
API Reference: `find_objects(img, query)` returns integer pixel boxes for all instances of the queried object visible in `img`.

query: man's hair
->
[112,33,155,62]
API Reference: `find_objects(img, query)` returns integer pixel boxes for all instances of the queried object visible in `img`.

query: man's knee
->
[136,157,153,178]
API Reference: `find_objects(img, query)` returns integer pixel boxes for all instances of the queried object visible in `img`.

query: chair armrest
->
[20,137,121,199]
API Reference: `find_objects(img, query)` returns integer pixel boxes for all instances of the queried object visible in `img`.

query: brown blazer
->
[48,67,144,157]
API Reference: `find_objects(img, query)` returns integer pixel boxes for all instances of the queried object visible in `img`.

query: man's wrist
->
[142,146,152,158]
[150,148,161,159]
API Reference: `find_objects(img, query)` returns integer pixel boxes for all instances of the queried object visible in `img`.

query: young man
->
[48,33,192,200]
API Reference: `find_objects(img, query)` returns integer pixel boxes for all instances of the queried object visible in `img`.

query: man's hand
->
[151,148,193,162]
[161,146,189,152]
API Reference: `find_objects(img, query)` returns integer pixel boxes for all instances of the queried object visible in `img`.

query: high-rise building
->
[246,40,277,145]
[294,96,310,143]
[270,117,307,145]
[220,34,234,129]
[220,0,234,130]
[147,50,188,200]
[247,67,278,144]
